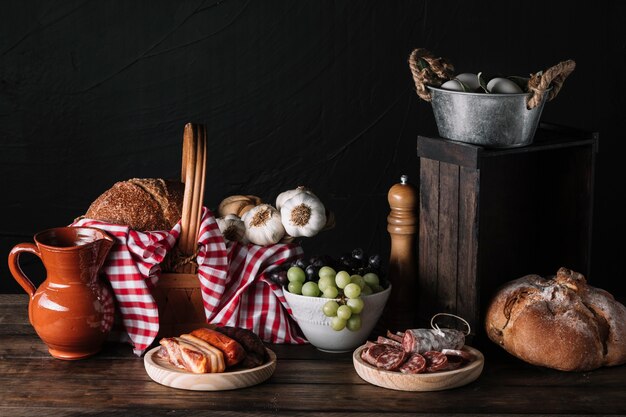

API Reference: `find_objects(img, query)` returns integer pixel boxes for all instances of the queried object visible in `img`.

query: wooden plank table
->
[1,294,625,416]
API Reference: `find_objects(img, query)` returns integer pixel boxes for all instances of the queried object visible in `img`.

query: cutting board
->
[353,345,484,391]
[144,346,277,391]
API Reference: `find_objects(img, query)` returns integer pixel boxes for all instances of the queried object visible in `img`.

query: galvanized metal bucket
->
[427,86,551,148]
[408,48,576,149]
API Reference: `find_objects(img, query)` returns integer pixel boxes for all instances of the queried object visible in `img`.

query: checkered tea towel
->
[73,207,306,355]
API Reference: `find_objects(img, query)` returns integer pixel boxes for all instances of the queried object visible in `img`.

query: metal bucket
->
[427,86,551,148]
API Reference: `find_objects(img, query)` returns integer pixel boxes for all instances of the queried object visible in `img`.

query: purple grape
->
[368,254,381,270]
[351,248,365,261]
[339,253,352,264]
[294,258,309,270]
[305,264,320,282]
[276,270,289,287]
[309,255,325,268]
[340,257,358,272]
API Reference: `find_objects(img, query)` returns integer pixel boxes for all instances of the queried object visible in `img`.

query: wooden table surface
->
[1,293,625,416]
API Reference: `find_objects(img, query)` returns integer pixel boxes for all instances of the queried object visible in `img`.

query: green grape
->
[301,281,320,297]
[337,304,352,320]
[322,300,339,317]
[346,314,362,331]
[287,266,306,283]
[322,286,339,299]
[318,275,335,292]
[335,271,351,289]
[343,283,362,299]
[361,284,373,296]
[350,274,365,289]
[371,284,385,293]
[346,297,364,314]
[363,272,380,287]
[331,316,347,331]
[288,281,303,294]
[318,266,337,279]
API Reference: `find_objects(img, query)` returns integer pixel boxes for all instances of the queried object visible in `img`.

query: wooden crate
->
[416,123,598,342]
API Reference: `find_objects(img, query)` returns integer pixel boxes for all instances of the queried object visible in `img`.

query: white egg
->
[454,73,480,91]
[440,79,466,92]
[486,77,523,94]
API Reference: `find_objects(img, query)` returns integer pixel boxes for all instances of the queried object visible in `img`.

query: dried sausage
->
[190,328,246,367]
[216,326,267,368]
[402,328,465,354]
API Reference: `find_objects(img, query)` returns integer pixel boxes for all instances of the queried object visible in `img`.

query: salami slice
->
[361,344,388,367]
[441,348,474,362]
[423,350,449,372]
[374,345,408,371]
[443,354,464,371]
[398,353,426,374]
[386,330,404,343]
[377,336,402,347]
[402,328,465,354]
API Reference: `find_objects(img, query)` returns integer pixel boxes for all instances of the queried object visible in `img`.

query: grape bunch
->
[269,248,386,287]
[269,248,387,332]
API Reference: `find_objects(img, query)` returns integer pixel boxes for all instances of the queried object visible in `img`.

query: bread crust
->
[85,178,184,231]
[485,267,626,371]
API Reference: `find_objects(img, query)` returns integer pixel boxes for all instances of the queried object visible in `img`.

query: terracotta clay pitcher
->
[8,227,115,360]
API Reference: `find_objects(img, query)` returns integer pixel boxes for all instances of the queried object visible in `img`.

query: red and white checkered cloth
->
[73,207,306,355]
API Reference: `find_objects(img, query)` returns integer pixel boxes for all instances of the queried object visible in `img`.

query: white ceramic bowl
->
[283,284,391,353]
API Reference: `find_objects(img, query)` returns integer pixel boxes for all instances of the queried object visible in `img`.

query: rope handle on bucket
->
[407,48,576,109]
[407,48,455,102]
[526,59,576,109]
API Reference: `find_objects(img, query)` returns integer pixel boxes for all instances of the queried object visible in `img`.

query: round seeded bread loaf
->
[485,267,626,372]
[85,178,184,231]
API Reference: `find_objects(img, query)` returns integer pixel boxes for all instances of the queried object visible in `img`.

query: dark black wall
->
[2,1,624,297]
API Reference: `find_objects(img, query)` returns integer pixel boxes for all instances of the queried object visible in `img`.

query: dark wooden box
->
[416,123,598,341]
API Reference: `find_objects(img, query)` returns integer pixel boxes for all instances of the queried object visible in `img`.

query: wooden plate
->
[144,346,277,391]
[353,345,484,391]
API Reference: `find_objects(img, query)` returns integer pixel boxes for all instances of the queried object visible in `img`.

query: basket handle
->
[178,123,207,273]
[526,59,576,109]
[407,48,455,102]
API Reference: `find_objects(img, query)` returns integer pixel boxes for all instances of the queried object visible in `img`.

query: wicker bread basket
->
[152,123,209,338]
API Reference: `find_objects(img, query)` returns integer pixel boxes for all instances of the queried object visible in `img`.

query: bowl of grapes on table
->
[276,248,391,353]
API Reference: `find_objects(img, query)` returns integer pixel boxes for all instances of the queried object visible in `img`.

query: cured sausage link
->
[402,328,465,354]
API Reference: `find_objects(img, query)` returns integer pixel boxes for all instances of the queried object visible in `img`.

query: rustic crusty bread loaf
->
[85,178,184,231]
[485,267,626,372]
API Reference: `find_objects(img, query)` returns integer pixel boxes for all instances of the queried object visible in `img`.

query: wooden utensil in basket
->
[152,123,209,338]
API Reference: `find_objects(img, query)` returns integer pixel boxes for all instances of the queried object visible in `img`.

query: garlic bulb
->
[275,186,316,211]
[218,195,263,218]
[216,214,247,243]
[242,204,285,246]
[280,192,326,238]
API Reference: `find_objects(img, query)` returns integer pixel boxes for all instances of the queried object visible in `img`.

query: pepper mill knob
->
[383,174,418,331]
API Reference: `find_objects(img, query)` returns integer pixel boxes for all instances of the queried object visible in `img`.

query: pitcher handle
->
[8,243,40,297]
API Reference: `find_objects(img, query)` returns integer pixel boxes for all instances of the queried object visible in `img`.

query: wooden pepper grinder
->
[383,174,418,331]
